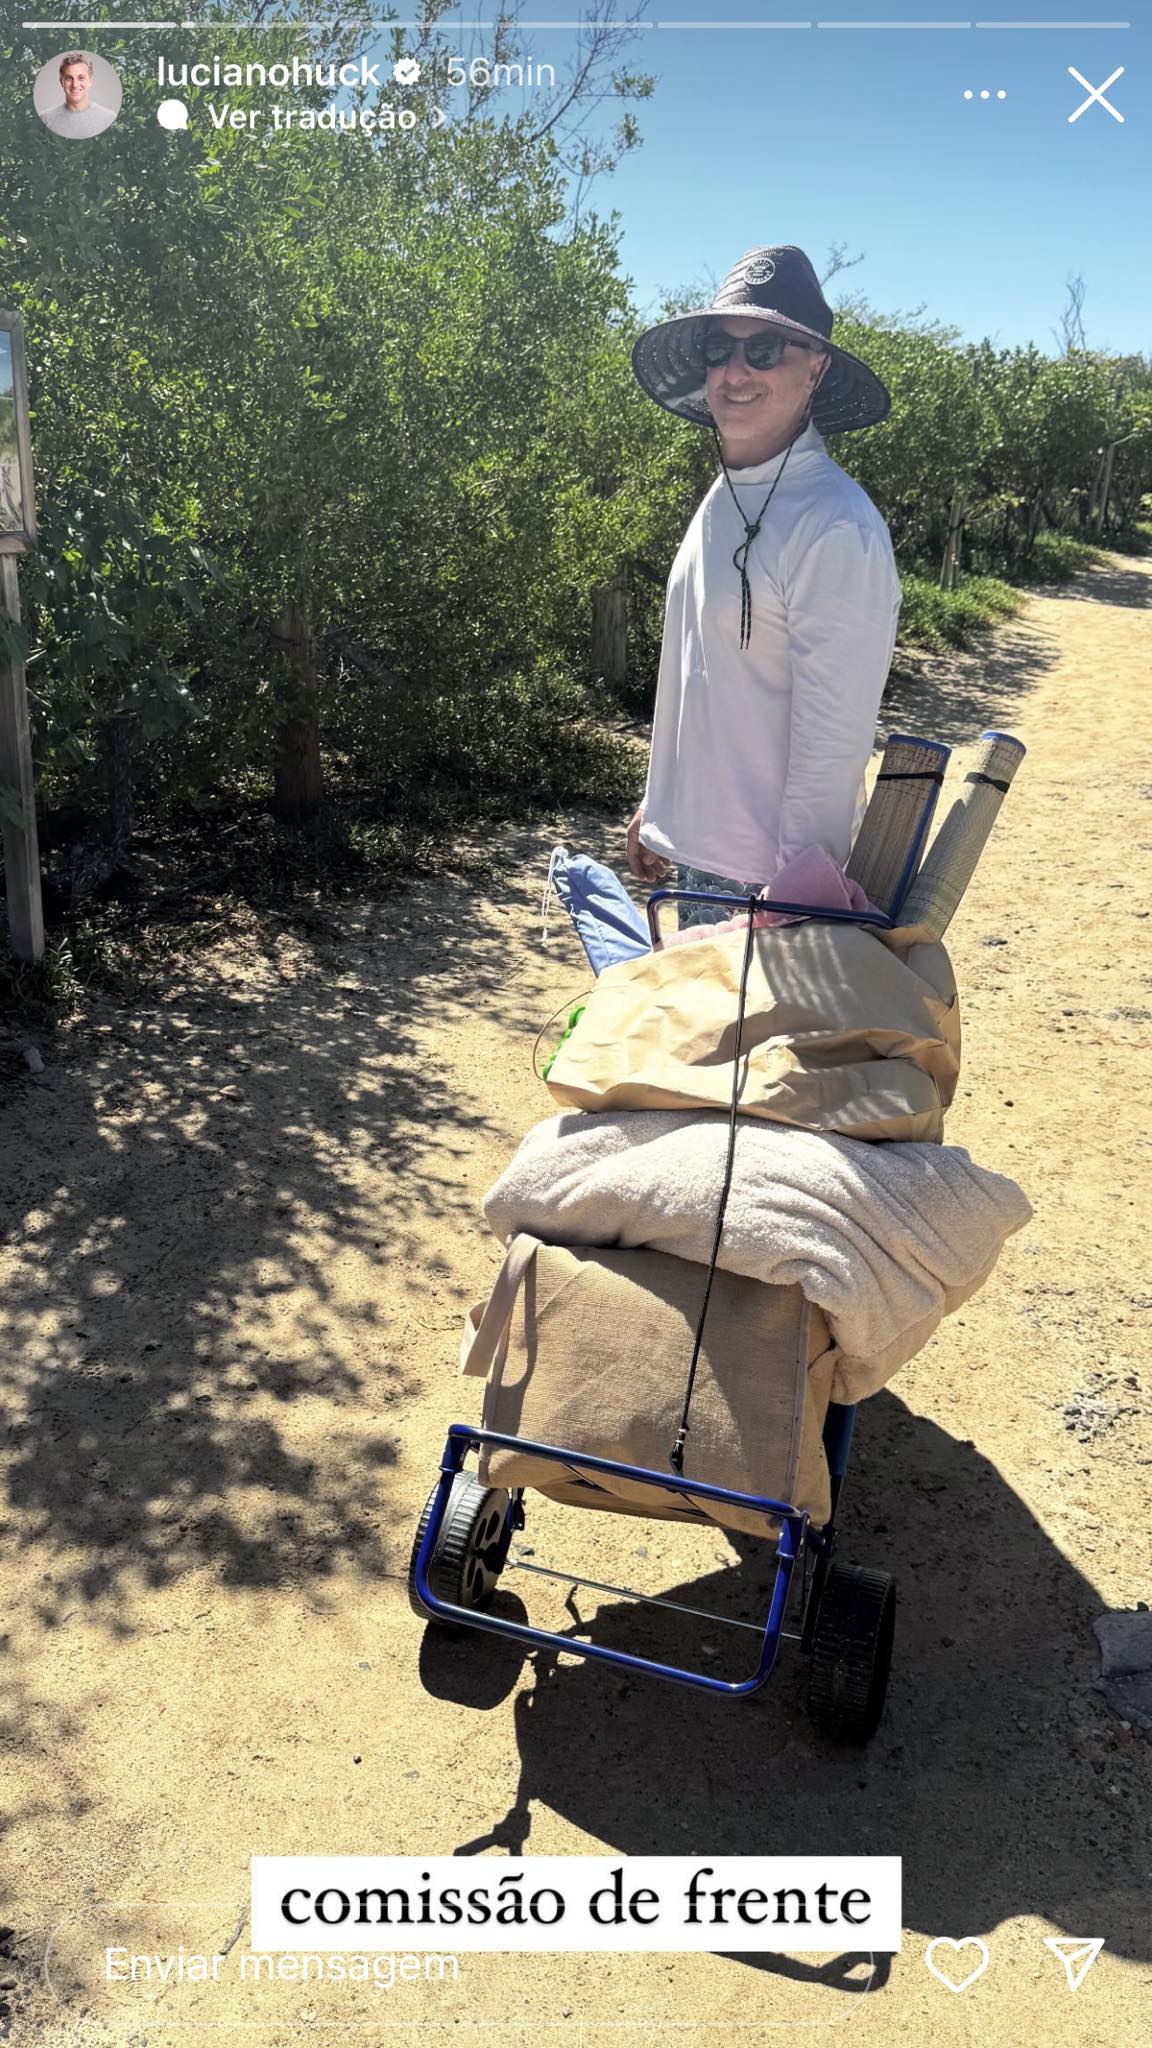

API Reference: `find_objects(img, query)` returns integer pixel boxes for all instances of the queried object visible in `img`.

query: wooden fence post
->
[1092,441,1117,541]
[1087,443,1108,535]
[939,492,965,592]
[272,600,323,825]
[591,569,628,688]
[0,309,43,963]
[0,557,44,964]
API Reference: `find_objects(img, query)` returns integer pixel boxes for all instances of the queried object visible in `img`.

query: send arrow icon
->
[1044,1937,1105,1992]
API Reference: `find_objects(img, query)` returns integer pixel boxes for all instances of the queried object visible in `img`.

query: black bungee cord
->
[669,400,818,1468]
[669,893,760,1476]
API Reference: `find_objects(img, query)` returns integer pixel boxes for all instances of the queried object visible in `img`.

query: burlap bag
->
[460,1236,837,1536]
[545,919,960,1144]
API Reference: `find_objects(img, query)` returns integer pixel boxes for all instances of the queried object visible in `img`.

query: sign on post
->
[0,309,44,964]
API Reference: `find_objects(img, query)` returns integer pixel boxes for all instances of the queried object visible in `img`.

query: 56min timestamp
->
[444,56,556,91]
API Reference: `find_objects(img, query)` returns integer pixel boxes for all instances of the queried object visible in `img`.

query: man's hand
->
[625,804,671,884]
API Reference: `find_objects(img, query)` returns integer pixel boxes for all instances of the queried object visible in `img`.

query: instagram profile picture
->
[34,50,122,139]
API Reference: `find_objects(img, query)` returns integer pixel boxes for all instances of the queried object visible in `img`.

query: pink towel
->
[664,847,880,949]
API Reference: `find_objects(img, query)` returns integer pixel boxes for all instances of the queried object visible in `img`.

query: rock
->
[22,1046,43,1074]
[1063,1389,1137,1442]
[1095,1611,1152,1677]
[1094,1612,1152,1727]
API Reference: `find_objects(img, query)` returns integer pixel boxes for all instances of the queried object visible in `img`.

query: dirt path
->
[2,555,1150,2047]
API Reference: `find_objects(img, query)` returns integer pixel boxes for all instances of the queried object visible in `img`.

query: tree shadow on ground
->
[1041,556,1150,609]
[0,859,569,1625]
[881,555,1149,744]
[439,1393,1151,1963]
[881,616,1060,747]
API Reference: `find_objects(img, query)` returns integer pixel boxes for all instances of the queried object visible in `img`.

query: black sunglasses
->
[702,327,816,372]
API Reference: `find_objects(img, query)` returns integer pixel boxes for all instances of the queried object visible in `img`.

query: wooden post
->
[272,601,322,825]
[1086,443,1108,534]
[1026,492,1045,550]
[0,555,44,962]
[591,569,628,687]
[0,309,43,962]
[1092,440,1117,541]
[939,492,964,592]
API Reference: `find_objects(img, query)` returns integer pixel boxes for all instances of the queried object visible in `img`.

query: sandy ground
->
[1,553,1150,2048]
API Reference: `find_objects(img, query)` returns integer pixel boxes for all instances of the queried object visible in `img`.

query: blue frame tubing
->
[413,1424,810,1698]
[645,887,894,948]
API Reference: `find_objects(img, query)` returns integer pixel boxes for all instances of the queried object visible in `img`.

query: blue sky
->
[450,3,1151,354]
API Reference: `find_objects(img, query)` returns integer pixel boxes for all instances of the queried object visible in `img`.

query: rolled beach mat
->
[899,730,1027,938]
[845,732,952,918]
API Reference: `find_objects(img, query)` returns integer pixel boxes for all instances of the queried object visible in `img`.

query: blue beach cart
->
[408,871,917,1743]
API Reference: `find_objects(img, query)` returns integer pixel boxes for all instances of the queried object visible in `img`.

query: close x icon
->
[1067,65,1125,125]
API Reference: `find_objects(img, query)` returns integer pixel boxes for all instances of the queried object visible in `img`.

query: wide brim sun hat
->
[632,244,891,435]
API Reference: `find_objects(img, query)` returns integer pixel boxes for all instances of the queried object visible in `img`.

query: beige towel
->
[484,1111,1031,1403]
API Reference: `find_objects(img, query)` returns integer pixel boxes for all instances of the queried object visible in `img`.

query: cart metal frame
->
[412,1401,858,1699]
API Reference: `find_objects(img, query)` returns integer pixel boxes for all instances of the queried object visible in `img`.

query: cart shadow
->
[417,1589,533,1710]
[452,1391,1151,1965]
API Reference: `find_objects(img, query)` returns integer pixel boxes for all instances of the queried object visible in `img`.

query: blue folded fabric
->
[544,846,652,977]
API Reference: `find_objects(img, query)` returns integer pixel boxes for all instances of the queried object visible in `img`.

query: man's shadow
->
[427,1392,1149,1970]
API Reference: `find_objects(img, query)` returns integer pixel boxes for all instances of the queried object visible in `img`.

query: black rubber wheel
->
[806,1563,895,1742]
[408,1475,511,1623]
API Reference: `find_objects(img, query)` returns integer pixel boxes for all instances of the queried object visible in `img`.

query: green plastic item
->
[541,1004,586,1082]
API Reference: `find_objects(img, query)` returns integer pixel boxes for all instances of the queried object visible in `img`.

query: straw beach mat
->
[846,732,951,918]
[899,731,1027,938]
[460,1235,837,1536]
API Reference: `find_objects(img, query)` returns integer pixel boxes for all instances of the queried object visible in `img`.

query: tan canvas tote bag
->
[460,1235,837,1536]
[545,920,960,1144]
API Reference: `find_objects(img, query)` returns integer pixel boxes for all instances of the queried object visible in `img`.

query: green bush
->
[1,10,1148,853]
[898,573,1022,651]
[1107,520,1152,557]
[331,658,639,818]
[1017,532,1101,582]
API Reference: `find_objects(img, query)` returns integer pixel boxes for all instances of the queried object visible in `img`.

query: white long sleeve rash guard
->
[639,420,902,886]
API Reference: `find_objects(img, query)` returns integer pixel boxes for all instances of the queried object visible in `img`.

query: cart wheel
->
[806,1563,895,1742]
[408,1475,511,1624]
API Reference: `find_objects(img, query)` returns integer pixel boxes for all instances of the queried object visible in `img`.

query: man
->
[42,52,117,139]
[626,245,900,921]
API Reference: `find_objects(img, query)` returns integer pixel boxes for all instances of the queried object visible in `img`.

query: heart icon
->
[924,1936,991,1993]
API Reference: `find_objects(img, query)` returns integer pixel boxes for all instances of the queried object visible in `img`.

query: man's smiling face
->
[704,317,829,466]
[60,62,93,110]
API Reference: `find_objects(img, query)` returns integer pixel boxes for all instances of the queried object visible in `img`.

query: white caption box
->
[252,1856,902,1953]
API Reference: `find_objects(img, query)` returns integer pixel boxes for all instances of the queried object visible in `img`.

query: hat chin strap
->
[801,351,831,422]
[711,420,803,650]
